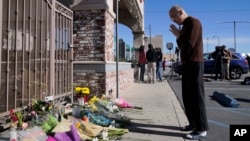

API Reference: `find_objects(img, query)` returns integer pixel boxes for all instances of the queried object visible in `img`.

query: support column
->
[132,31,144,81]
[72,1,113,62]
[71,1,134,97]
[133,31,145,48]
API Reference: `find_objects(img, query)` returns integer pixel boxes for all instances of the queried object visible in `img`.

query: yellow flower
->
[75,122,81,128]
[81,87,90,95]
[89,103,98,112]
[75,87,82,93]
[88,96,98,105]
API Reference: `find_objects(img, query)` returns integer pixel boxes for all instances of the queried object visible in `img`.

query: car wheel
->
[230,67,242,79]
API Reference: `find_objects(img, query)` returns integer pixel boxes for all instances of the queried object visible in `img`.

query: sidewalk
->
[118,79,194,141]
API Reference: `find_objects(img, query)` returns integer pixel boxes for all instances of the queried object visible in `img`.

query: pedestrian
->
[162,57,166,71]
[146,43,156,84]
[169,5,208,140]
[211,46,225,80]
[138,45,147,83]
[156,48,163,82]
[246,54,250,70]
[223,48,232,80]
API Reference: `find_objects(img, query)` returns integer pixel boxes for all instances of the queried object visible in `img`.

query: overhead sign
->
[166,42,173,50]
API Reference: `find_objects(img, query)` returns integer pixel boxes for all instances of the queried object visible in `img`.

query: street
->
[167,71,250,141]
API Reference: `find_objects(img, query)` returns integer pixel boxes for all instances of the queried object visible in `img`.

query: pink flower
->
[31,111,36,115]
[22,122,28,129]
[9,109,18,122]
[113,98,134,108]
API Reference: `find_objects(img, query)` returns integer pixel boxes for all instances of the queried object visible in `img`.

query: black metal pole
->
[217,21,250,52]
[234,21,236,52]
[115,0,119,98]
[149,25,151,44]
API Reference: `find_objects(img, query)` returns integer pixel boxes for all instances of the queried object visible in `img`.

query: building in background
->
[125,44,134,61]
[118,39,126,61]
[113,38,134,62]
[144,35,163,51]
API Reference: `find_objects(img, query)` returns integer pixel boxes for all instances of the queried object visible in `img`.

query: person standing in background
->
[246,54,250,71]
[138,45,147,83]
[146,44,156,84]
[169,5,208,140]
[223,48,232,80]
[162,57,167,71]
[156,48,163,82]
[211,47,225,80]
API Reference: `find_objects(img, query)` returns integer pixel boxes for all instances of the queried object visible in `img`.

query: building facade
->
[144,35,163,51]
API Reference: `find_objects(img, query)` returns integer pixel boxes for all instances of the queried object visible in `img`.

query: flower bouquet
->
[75,86,90,105]
[113,98,142,109]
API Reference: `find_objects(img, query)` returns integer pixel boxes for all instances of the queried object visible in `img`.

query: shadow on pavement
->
[125,121,185,138]
[235,98,250,103]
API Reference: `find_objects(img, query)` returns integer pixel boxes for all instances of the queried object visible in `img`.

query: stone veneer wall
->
[73,9,134,97]
[105,62,134,96]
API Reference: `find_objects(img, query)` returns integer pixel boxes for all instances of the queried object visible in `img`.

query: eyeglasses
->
[170,10,180,20]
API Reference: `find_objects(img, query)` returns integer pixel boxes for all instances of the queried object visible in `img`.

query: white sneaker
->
[186,131,207,140]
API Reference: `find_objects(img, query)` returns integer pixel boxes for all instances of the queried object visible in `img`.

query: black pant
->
[182,62,208,131]
[214,62,224,79]
[139,64,146,81]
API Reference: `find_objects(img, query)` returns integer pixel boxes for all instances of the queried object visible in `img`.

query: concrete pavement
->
[118,78,196,141]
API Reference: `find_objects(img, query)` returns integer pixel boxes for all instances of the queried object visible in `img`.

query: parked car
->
[173,52,249,79]
[203,52,249,79]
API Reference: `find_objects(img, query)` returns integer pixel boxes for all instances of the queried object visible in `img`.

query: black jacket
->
[146,48,156,62]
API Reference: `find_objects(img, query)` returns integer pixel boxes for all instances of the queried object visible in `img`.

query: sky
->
[118,0,250,54]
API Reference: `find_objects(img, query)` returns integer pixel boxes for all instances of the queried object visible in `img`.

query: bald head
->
[169,5,183,14]
[169,5,188,24]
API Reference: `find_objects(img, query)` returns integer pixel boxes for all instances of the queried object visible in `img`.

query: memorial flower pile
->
[4,86,143,141]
